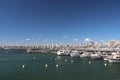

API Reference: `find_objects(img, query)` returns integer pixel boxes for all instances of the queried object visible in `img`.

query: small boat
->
[70,50,80,58]
[57,49,70,56]
[104,57,109,61]
[108,52,120,63]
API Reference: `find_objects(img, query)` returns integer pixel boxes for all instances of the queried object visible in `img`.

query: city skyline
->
[0,0,120,45]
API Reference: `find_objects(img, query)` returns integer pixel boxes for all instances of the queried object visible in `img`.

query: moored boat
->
[90,52,102,59]
[108,58,120,63]
[102,52,111,61]
[108,52,120,63]
[57,49,70,56]
[80,52,90,58]
[70,50,80,58]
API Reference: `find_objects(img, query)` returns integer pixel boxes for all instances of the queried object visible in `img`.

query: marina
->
[25,47,120,63]
[1,43,120,63]
[1,0,120,80]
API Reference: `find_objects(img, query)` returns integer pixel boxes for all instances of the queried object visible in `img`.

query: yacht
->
[70,50,80,58]
[90,52,102,59]
[108,52,120,63]
[26,49,32,53]
[57,49,70,56]
[103,56,109,61]
[103,54,110,61]
[80,52,90,58]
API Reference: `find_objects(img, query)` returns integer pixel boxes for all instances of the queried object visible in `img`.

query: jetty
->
[26,48,57,54]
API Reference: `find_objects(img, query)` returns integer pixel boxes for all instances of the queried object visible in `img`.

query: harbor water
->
[0,51,120,80]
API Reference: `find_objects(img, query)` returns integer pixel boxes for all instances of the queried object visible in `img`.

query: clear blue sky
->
[0,0,120,45]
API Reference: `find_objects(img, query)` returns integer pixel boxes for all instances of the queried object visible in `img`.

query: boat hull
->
[70,53,80,58]
[108,59,120,63]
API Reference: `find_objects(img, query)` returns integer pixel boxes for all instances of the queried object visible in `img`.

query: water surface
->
[0,52,120,80]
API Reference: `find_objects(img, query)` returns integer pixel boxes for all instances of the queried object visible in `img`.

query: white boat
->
[104,57,109,61]
[103,54,110,61]
[90,52,102,59]
[70,50,80,58]
[108,52,120,63]
[80,52,90,58]
[26,49,32,53]
[108,58,120,63]
[57,50,70,56]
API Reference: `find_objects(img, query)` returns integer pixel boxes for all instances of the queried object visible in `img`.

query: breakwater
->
[26,49,57,54]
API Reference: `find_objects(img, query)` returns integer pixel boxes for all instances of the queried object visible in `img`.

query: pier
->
[26,48,57,54]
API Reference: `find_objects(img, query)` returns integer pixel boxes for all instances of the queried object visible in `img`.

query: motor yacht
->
[57,49,70,56]
[70,50,80,58]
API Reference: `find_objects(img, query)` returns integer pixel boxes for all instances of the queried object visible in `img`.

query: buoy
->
[45,64,48,67]
[22,64,25,68]
[104,63,107,66]
[33,56,36,60]
[65,59,67,62]
[89,61,91,64]
[56,64,59,68]
[71,60,73,63]
[50,57,52,59]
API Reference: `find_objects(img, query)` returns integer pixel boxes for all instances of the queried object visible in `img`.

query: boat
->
[70,50,80,58]
[108,52,120,63]
[102,52,111,61]
[108,58,120,63]
[103,54,110,61]
[26,49,32,53]
[90,52,102,59]
[80,52,90,58]
[57,49,70,56]
[104,57,109,61]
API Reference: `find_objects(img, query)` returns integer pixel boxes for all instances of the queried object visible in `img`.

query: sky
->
[0,0,120,46]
